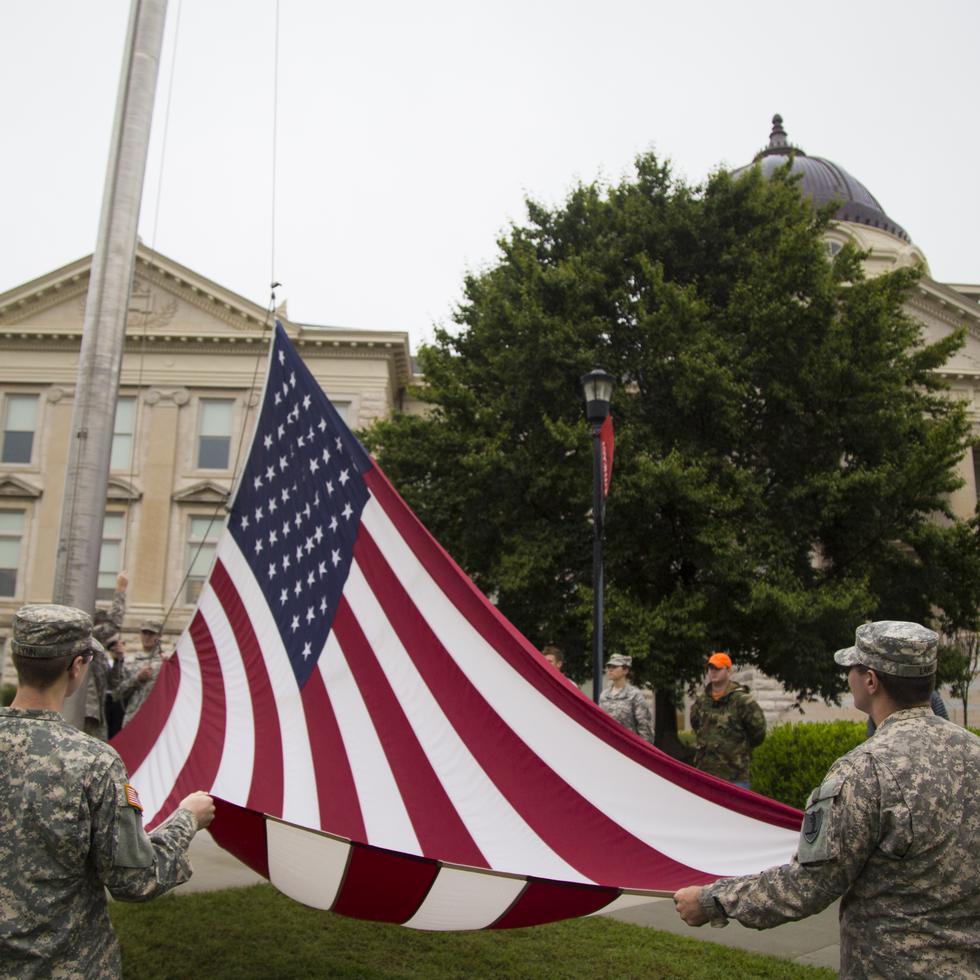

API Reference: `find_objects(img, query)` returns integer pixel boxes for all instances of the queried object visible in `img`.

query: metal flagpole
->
[56,0,168,728]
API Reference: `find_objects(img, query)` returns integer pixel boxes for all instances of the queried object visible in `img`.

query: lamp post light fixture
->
[581,369,614,703]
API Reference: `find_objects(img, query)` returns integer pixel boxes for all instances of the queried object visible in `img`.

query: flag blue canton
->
[228,323,372,688]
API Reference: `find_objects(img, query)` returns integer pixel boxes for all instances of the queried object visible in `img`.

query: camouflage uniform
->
[599,684,654,742]
[0,605,198,979]
[116,621,163,728]
[690,682,766,783]
[697,622,980,980]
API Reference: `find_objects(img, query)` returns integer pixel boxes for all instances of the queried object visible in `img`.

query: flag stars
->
[290,615,300,633]
[277,424,285,440]
[325,480,334,497]
[294,580,302,597]
[309,458,319,475]
[240,515,249,531]
[277,349,285,365]
[279,588,288,606]
[268,498,278,515]
[319,596,328,614]
[339,469,350,487]
[279,456,288,473]
[305,536,314,554]
[342,502,353,521]
[254,539,263,555]
[322,448,331,465]
[302,394,311,410]
[318,561,327,578]
[331,549,341,567]
[314,525,323,544]
[263,434,273,450]
[306,605,315,624]
[296,544,303,562]
[281,487,290,503]
[294,512,303,529]
[302,642,312,659]
[254,506,264,522]
[290,372,296,388]
[307,571,315,587]
[335,436,343,451]
[329,516,338,533]
[274,392,282,406]
[266,465,275,482]
[268,563,276,580]
[318,418,327,433]
[253,475,263,491]
[297,435,305,448]
[307,426,314,442]
[269,529,278,546]
[282,554,290,572]
[282,521,291,539]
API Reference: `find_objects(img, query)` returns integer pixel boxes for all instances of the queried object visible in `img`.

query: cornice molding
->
[107,477,142,502]
[172,480,231,506]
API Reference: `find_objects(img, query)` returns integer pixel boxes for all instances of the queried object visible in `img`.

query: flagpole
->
[581,370,614,703]
[56,0,168,728]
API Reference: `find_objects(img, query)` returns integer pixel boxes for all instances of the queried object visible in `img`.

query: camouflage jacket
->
[690,682,766,783]
[116,638,163,727]
[0,708,197,978]
[700,708,980,979]
[599,683,654,743]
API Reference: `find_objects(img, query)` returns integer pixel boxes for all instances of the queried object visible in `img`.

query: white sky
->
[3,0,978,352]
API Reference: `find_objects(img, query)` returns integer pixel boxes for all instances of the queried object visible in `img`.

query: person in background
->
[673,620,980,980]
[116,619,166,728]
[92,572,128,739]
[599,653,654,743]
[542,644,565,673]
[83,621,123,741]
[690,651,766,788]
[0,603,214,978]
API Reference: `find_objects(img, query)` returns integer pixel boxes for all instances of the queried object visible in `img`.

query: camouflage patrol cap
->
[605,653,632,667]
[833,620,938,677]
[10,603,99,660]
[140,619,163,634]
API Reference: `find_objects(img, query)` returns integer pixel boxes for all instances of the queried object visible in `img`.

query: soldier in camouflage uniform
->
[690,651,766,786]
[599,654,654,742]
[89,572,128,740]
[116,618,166,727]
[0,603,214,978]
[673,621,980,980]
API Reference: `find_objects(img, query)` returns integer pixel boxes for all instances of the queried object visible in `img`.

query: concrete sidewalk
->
[178,832,840,973]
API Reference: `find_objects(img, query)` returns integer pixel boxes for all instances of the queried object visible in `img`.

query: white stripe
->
[267,819,350,910]
[362,496,798,877]
[404,867,526,931]
[128,628,202,819]
[195,586,255,805]
[318,629,422,855]
[592,894,671,916]
[220,537,320,829]
[344,561,588,882]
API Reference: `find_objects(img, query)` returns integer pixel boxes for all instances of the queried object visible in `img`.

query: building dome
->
[734,115,910,245]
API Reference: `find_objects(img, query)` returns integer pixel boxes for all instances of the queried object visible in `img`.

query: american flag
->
[113,322,802,930]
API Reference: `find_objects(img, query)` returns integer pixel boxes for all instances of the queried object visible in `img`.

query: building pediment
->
[0,475,42,498]
[107,477,142,502]
[172,480,231,506]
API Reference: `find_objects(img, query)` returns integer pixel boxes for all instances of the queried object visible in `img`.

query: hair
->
[12,652,78,690]
[541,644,564,666]
[853,665,935,707]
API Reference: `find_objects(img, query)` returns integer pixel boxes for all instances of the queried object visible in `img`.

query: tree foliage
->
[363,154,975,700]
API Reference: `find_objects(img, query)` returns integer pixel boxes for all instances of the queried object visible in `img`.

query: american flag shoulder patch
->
[123,783,143,813]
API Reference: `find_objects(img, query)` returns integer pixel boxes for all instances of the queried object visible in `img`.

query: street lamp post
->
[581,369,614,703]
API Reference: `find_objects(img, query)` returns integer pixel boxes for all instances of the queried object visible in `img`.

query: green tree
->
[363,153,972,710]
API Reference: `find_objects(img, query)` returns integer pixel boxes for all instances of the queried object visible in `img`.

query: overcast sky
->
[3,0,977,351]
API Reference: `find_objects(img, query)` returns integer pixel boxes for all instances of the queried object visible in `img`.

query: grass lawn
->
[110,884,835,979]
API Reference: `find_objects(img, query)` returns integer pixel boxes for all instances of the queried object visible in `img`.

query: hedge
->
[750,721,867,809]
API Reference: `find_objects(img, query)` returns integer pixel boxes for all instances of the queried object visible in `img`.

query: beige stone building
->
[0,244,418,684]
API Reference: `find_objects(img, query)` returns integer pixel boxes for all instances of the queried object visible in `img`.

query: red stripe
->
[332,597,487,867]
[331,843,438,923]
[364,466,801,832]
[352,525,713,891]
[208,798,270,879]
[145,612,227,828]
[211,560,285,817]
[299,666,367,841]
[112,651,182,779]
[491,879,620,929]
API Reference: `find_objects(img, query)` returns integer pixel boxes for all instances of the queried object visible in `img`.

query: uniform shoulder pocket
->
[115,786,155,868]
[797,775,844,865]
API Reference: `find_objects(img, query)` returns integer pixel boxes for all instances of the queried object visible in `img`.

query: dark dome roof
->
[733,115,910,244]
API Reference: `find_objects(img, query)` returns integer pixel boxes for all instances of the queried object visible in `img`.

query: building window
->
[197,399,234,470]
[110,397,137,471]
[97,513,125,601]
[185,515,222,604]
[2,394,38,464]
[0,510,25,597]
[332,400,351,425]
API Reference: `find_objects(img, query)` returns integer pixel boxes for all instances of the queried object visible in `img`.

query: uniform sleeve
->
[88,754,197,902]
[690,697,702,733]
[109,587,127,629]
[739,693,767,748]
[633,692,655,743]
[700,755,881,929]
[114,659,143,701]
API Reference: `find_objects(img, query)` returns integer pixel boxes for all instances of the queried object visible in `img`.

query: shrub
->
[750,721,867,809]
